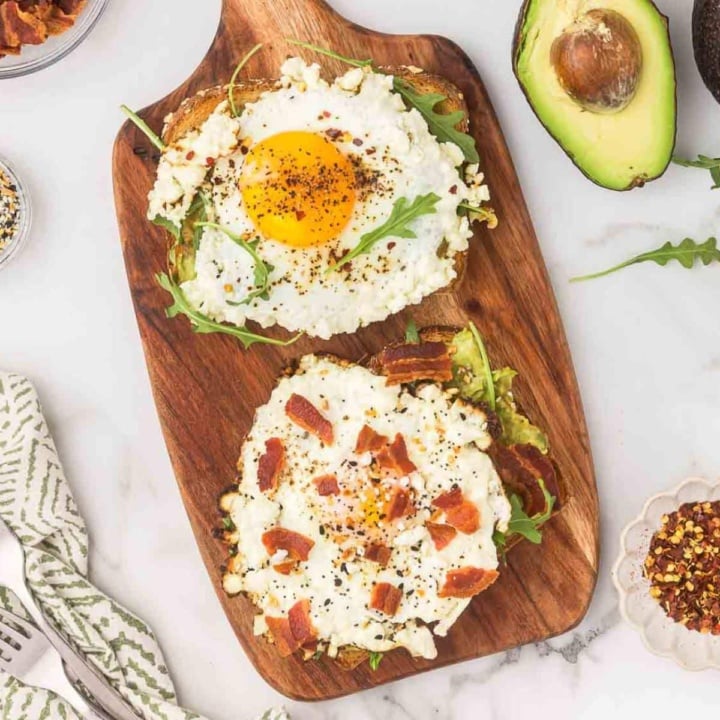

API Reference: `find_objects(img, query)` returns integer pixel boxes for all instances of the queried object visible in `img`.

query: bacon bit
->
[375,341,454,385]
[364,543,392,567]
[325,128,342,140]
[257,438,285,493]
[427,522,457,550]
[488,444,559,517]
[438,567,499,598]
[432,487,464,510]
[186,150,196,161]
[288,599,317,646]
[262,527,314,573]
[385,487,415,521]
[445,501,481,534]
[285,393,334,445]
[313,474,339,496]
[266,599,317,657]
[355,424,389,453]
[376,434,417,477]
[205,157,215,167]
[369,583,403,616]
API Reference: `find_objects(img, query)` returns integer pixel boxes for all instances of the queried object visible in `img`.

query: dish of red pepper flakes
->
[644,500,720,635]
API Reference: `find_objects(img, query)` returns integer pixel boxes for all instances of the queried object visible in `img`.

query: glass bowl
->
[613,477,720,671]
[0,0,109,79]
[0,155,32,272]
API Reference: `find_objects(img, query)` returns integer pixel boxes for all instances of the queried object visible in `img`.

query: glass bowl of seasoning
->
[613,477,720,671]
[0,155,32,272]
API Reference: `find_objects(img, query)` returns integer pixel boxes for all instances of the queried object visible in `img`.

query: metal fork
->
[0,516,139,719]
[0,606,105,718]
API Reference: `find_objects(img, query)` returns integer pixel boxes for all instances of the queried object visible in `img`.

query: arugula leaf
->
[673,154,720,190]
[571,237,720,282]
[329,193,440,272]
[151,215,180,241]
[222,516,235,531]
[405,319,420,343]
[198,222,274,304]
[286,39,372,68]
[121,105,165,152]
[285,40,479,163]
[392,78,479,163]
[156,273,300,349]
[468,322,495,410]
[228,44,264,117]
[368,651,384,671]
[493,479,555,555]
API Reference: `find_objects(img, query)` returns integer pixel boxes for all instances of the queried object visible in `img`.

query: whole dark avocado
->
[513,0,677,191]
[694,0,720,103]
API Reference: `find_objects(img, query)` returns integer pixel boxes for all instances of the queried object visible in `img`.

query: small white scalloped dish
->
[613,477,720,671]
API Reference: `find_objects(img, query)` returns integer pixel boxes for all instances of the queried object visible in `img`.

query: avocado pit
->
[550,8,643,113]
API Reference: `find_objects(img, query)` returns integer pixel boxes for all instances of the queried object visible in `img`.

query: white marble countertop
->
[2,0,720,717]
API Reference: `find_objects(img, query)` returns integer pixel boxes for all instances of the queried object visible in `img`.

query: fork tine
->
[0,607,34,638]
[0,613,28,647]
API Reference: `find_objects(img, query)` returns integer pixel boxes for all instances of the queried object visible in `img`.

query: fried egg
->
[147,58,491,339]
[220,355,510,660]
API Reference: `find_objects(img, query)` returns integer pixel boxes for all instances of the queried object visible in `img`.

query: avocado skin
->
[694,0,720,104]
[512,0,677,191]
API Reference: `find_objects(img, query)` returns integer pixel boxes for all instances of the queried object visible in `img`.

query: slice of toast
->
[160,65,471,286]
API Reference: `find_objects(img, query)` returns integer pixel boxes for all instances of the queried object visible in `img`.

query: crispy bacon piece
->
[285,393,334,445]
[266,599,317,657]
[257,438,285,493]
[375,341,454,385]
[376,433,417,477]
[313,474,339,496]
[369,583,403,616]
[355,424,389,453]
[385,487,414,521]
[432,487,463,510]
[445,501,481,534]
[0,3,47,49]
[438,567,499,598]
[262,527,314,574]
[426,522,457,550]
[364,543,391,567]
[489,444,560,517]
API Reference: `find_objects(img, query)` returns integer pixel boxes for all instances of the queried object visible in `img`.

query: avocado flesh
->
[514,0,676,190]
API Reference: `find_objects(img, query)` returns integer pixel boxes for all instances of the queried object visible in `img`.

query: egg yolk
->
[239,131,357,248]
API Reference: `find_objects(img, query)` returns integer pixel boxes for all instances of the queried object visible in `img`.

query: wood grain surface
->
[112,0,599,701]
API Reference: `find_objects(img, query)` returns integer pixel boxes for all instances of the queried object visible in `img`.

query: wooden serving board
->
[112,0,599,701]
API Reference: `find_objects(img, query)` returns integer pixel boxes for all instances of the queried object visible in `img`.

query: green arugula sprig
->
[197,222,274,304]
[120,105,165,152]
[571,237,720,282]
[151,215,181,241]
[368,651,384,671]
[286,40,479,163]
[673,154,720,190]
[228,44,264,117]
[328,193,440,272]
[457,201,498,228]
[156,273,301,349]
[493,479,555,557]
[468,322,495,411]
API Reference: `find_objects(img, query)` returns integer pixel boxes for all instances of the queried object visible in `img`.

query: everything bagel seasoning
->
[644,500,720,635]
[0,167,20,253]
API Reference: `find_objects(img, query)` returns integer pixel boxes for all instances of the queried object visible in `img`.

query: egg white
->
[149,58,490,340]
[222,355,511,660]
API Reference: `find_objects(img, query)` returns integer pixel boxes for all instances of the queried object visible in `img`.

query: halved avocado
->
[513,0,677,191]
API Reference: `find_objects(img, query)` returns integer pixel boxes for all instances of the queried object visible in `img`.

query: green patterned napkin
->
[0,373,286,720]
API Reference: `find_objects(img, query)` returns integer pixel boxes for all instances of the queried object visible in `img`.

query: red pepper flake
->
[186,150,196,161]
[365,148,376,155]
[387,241,396,250]
[644,500,720,635]
[322,110,331,118]
[313,474,340,496]
[352,138,364,146]
[295,210,306,221]
[449,185,458,195]
[240,145,249,155]
[325,128,343,141]
[205,157,215,167]
[369,582,402,616]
